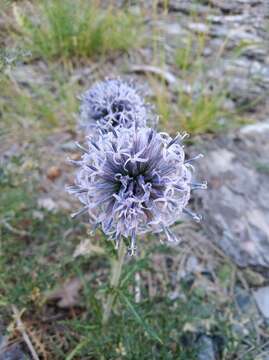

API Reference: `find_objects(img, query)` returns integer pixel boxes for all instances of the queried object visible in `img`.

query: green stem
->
[102,240,126,325]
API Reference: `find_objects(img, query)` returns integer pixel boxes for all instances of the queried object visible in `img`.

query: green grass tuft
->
[13,0,142,62]
[176,89,226,134]
[0,69,79,142]
[175,32,207,74]
[152,81,228,135]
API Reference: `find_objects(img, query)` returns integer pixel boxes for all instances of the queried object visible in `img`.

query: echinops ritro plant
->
[67,126,206,255]
[67,78,206,325]
[79,79,154,134]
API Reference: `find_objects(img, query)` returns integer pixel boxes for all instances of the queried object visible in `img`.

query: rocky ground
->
[1,0,269,359]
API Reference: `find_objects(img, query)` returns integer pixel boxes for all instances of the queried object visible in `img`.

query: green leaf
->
[120,259,148,288]
[120,293,163,344]
[65,338,89,360]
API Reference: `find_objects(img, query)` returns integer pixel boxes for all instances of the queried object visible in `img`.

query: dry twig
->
[11,305,40,360]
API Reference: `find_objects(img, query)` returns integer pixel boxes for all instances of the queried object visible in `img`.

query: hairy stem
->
[102,240,126,325]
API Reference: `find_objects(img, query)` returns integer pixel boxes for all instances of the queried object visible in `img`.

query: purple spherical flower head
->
[67,127,206,255]
[79,79,154,134]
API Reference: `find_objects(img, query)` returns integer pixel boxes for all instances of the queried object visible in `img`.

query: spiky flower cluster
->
[68,79,206,255]
[79,79,152,134]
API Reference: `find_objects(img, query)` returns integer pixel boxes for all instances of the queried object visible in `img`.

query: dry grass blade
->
[11,305,40,360]
[134,272,141,303]
[129,64,178,85]
[0,219,30,236]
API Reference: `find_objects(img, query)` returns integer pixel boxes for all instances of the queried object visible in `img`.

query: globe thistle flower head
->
[79,79,153,134]
[67,127,206,255]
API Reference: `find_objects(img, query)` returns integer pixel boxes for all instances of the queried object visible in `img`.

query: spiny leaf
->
[120,293,163,344]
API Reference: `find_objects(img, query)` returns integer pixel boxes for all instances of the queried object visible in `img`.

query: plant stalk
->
[102,240,126,325]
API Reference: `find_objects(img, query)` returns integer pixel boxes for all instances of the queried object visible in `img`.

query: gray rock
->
[165,1,213,15]
[233,287,263,339]
[207,14,247,24]
[0,312,31,359]
[209,0,262,13]
[187,22,209,34]
[211,58,269,105]
[0,347,28,360]
[11,64,49,87]
[165,0,269,112]
[0,339,28,360]
[240,122,269,135]
[235,288,260,318]
[210,24,263,45]
[253,287,269,319]
[197,335,216,360]
[186,255,200,273]
[244,46,267,62]
[158,22,183,36]
[194,124,269,267]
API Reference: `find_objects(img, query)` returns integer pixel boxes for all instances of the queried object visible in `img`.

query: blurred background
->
[0,1,269,359]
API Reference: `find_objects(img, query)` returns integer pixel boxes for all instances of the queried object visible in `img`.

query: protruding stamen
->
[185,153,204,164]
[89,224,98,236]
[167,133,180,148]
[174,184,185,191]
[87,164,98,172]
[128,232,137,256]
[183,208,202,222]
[108,124,118,138]
[90,141,100,151]
[75,142,89,153]
[99,127,107,135]
[161,225,179,243]
[148,129,154,145]
[71,206,88,219]
[114,238,120,250]
[103,217,113,233]
[191,181,207,190]
[180,132,189,141]
[111,142,117,152]
[66,185,88,194]
[128,245,137,256]
[68,159,81,166]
